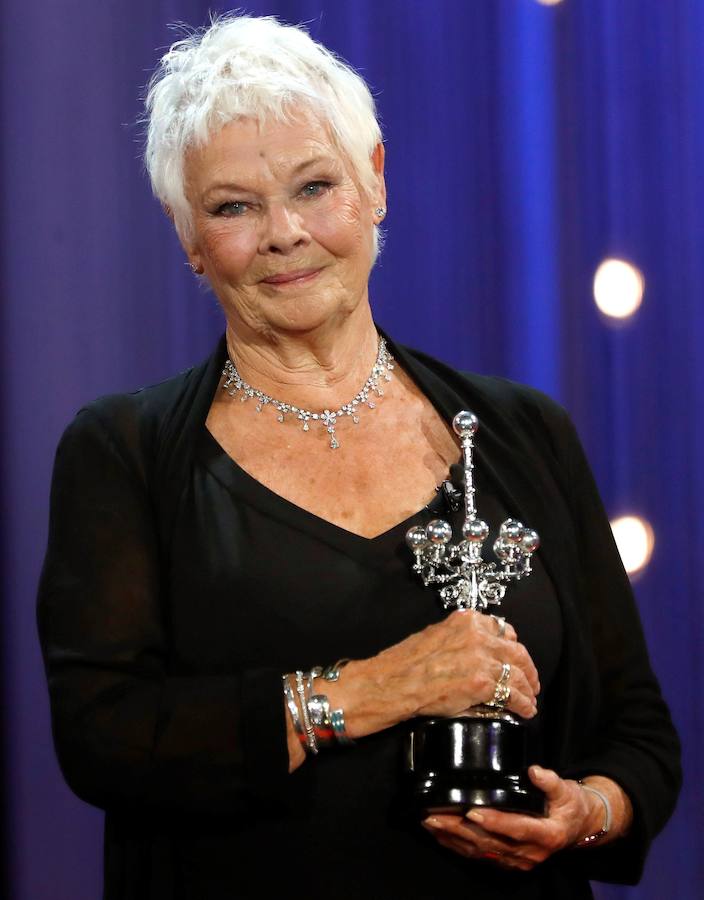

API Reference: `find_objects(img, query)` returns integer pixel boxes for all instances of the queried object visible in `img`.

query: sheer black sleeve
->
[543,401,681,884]
[37,405,289,818]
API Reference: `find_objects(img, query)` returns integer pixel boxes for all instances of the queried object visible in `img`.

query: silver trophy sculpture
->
[403,410,546,816]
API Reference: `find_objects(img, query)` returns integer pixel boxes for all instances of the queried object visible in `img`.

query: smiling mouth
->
[260,268,322,285]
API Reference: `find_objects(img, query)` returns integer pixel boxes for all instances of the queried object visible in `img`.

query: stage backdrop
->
[2,1,701,897]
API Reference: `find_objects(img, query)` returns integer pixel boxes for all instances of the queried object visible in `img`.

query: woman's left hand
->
[422,766,606,871]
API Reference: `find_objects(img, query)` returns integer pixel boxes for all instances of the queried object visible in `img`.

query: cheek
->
[313,193,369,257]
[201,226,258,277]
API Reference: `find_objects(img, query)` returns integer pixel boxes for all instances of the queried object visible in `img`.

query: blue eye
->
[300,181,331,198]
[215,201,249,217]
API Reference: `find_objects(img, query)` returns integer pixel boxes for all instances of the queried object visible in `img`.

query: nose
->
[258,202,310,255]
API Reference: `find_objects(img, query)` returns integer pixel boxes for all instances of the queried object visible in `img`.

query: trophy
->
[404,410,545,817]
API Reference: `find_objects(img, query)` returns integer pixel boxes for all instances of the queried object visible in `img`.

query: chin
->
[260,292,360,335]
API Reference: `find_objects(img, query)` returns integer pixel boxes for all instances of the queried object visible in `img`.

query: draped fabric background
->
[2,1,701,897]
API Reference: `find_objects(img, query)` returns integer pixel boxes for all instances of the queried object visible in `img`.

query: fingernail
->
[423,816,441,829]
[530,765,542,777]
[467,809,484,823]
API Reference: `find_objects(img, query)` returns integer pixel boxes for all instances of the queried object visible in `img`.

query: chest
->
[205,385,461,539]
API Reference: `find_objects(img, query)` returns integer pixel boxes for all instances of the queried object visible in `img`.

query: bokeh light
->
[593,258,645,319]
[535,0,564,6]
[610,515,655,575]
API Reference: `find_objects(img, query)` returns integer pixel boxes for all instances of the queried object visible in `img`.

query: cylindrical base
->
[404,713,546,817]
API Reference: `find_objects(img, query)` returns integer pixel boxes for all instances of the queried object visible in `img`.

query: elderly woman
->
[38,13,680,900]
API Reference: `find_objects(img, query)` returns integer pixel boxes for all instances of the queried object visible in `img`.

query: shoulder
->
[402,343,575,448]
[56,349,216,482]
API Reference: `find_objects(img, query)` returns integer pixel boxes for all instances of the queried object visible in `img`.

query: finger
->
[434,831,535,871]
[432,829,480,859]
[500,641,540,696]
[488,615,516,642]
[528,765,564,799]
[424,816,522,854]
[424,818,516,862]
[465,807,552,845]
[485,660,537,718]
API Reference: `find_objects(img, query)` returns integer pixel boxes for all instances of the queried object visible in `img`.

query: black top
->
[37,333,681,899]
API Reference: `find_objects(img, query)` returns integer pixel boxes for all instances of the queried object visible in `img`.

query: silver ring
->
[491,615,507,638]
[488,662,511,708]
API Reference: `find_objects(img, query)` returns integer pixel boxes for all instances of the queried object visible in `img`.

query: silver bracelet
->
[330,707,354,745]
[295,670,318,755]
[576,781,612,846]
[307,694,335,747]
[320,658,351,682]
[282,674,307,749]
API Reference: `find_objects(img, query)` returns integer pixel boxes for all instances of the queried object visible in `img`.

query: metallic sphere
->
[462,518,490,542]
[493,538,511,561]
[499,519,524,543]
[520,529,540,553]
[405,525,429,550]
[452,410,478,437]
[426,519,453,545]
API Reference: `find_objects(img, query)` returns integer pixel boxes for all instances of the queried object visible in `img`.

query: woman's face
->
[181,109,385,336]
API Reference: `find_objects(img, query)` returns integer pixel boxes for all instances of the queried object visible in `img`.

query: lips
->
[260,268,322,285]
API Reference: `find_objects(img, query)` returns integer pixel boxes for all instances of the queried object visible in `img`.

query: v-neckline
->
[198,421,449,548]
[194,330,460,551]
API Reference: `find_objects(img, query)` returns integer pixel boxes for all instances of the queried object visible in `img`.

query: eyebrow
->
[201,155,339,199]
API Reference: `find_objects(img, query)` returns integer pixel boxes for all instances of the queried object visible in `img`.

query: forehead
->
[183,109,348,190]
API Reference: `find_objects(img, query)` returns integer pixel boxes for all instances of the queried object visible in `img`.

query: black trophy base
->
[404,712,546,818]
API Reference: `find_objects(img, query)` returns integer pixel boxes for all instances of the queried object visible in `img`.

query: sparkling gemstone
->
[353,416,360,424]
[255,404,262,412]
[330,437,339,449]
[368,401,376,409]
[303,422,309,432]
[277,414,284,423]
[327,426,334,433]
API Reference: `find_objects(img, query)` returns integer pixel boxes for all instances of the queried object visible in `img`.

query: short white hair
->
[144,13,383,245]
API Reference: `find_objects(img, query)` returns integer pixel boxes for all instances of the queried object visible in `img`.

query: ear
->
[169,210,204,275]
[371,142,387,214]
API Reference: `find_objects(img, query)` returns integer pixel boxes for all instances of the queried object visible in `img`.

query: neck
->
[224,303,381,410]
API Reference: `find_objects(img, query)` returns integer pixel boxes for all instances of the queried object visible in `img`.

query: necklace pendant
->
[222,336,393,451]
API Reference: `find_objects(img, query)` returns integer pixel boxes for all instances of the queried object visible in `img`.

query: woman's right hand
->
[325,611,539,742]
[286,611,540,771]
[370,609,539,722]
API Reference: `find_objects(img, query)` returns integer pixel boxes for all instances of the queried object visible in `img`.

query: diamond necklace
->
[221,335,394,450]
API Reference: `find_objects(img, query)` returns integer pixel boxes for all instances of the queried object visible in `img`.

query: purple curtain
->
[2,1,700,897]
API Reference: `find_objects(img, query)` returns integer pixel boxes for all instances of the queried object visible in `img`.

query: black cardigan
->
[37,334,681,894]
